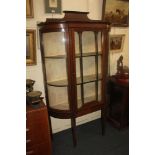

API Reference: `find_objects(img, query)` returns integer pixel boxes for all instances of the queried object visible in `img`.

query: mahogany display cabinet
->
[38,11,111,146]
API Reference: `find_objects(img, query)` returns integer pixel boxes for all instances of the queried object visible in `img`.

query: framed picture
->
[44,0,62,14]
[26,0,34,18]
[102,0,129,27]
[26,30,36,65]
[110,34,125,53]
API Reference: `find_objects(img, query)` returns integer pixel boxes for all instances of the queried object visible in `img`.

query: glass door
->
[74,30,104,109]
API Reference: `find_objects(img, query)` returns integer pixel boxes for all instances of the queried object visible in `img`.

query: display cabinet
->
[38,11,110,146]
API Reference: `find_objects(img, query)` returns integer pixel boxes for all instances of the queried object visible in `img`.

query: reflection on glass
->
[43,31,69,110]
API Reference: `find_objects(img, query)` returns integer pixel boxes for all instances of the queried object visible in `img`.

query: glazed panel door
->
[72,29,105,110]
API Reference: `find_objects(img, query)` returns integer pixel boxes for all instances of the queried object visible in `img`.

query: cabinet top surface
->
[109,75,129,87]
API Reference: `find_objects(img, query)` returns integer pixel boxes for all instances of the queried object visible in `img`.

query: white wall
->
[26,0,129,133]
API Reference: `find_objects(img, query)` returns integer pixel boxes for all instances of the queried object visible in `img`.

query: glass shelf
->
[44,55,66,59]
[47,79,68,87]
[76,52,102,57]
[47,74,102,87]
[50,103,70,110]
[44,52,102,59]
[77,74,102,84]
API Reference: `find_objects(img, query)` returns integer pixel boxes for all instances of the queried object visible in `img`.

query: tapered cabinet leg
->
[71,117,77,147]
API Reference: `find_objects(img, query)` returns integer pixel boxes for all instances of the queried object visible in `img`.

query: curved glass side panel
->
[43,32,66,57]
[47,86,69,110]
[42,31,69,110]
[45,59,67,85]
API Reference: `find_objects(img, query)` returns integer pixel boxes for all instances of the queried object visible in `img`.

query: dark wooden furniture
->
[107,75,129,129]
[26,102,52,155]
[38,11,110,146]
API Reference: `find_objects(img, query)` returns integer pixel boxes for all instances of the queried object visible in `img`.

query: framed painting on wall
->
[44,0,62,14]
[26,0,34,18]
[102,0,129,27]
[26,29,36,65]
[110,34,125,53]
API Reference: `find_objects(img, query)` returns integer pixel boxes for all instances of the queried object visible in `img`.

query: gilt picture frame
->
[26,0,34,18]
[102,0,129,27]
[44,0,62,14]
[26,30,36,65]
[110,34,125,53]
